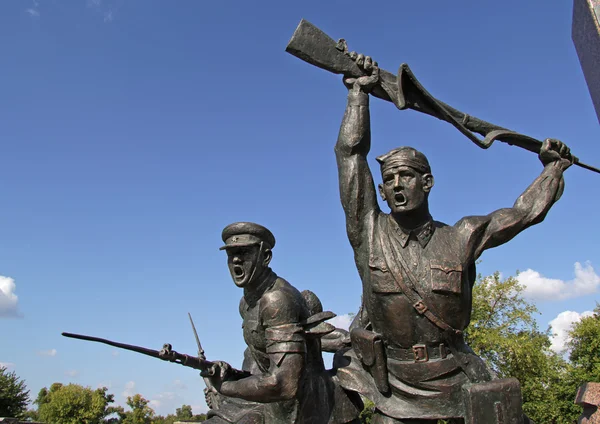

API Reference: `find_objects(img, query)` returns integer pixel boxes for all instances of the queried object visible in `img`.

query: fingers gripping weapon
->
[61,332,216,372]
[286,19,600,174]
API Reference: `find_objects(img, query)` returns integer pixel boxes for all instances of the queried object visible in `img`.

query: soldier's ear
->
[262,249,272,267]
[422,174,434,192]
[378,183,386,201]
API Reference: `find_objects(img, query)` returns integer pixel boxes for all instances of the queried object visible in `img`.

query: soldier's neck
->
[243,268,275,306]
[391,203,432,231]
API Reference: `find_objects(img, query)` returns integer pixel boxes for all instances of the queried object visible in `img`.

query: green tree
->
[120,394,155,424]
[36,383,117,424]
[0,365,30,419]
[568,305,600,383]
[359,398,374,424]
[175,404,193,420]
[465,271,581,423]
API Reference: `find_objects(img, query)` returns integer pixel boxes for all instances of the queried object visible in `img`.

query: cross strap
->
[377,219,462,337]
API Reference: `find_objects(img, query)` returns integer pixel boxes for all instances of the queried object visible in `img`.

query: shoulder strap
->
[377,219,461,336]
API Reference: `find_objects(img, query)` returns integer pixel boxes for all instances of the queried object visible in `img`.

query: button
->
[413,263,418,267]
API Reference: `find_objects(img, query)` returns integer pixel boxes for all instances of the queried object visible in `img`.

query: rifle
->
[286,19,600,175]
[61,332,216,373]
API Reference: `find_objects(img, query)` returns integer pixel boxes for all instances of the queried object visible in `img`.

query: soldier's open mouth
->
[394,193,406,205]
[233,266,244,278]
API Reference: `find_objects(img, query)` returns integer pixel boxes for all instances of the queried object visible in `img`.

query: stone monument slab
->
[573,0,600,124]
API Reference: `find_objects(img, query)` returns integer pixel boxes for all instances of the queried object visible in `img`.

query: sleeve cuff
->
[348,90,369,106]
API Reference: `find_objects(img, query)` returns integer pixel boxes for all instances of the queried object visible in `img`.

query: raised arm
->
[461,139,573,261]
[335,55,381,248]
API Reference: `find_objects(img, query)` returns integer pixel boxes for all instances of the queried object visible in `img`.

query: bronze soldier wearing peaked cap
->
[203,222,361,424]
[332,54,572,423]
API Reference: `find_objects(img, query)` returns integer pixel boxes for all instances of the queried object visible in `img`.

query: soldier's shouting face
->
[226,245,270,288]
[379,165,433,215]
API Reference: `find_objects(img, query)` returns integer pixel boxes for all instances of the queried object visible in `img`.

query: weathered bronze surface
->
[201,222,361,424]
[287,20,600,174]
[287,19,574,423]
[573,0,600,124]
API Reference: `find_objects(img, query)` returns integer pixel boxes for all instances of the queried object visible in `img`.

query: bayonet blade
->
[188,312,205,360]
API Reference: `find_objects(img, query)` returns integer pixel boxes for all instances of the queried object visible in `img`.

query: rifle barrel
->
[62,332,161,359]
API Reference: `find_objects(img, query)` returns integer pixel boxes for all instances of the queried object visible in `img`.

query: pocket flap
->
[430,261,462,274]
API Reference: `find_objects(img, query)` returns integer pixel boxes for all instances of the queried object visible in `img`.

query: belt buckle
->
[412,344,428,362]
[413,301,428,315]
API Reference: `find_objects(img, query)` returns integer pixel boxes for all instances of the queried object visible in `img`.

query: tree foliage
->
[568,305,600,383]
[151,403,206,423]
[465,271,581,423]
[118,394,155,424]
[0,366,30,419]
[36,383,117,424]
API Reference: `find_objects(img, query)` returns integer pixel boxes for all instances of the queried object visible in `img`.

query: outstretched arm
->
[335,55,381,249]
[462,139,573,261]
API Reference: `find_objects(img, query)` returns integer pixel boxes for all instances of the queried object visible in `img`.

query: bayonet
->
[188,312,205,360]
[286,19,600,174]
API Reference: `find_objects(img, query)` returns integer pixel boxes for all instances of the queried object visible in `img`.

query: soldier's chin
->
[392,203,415,214]
[231,272,248,287]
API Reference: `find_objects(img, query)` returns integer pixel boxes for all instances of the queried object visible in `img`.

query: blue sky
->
[1,0,599,417]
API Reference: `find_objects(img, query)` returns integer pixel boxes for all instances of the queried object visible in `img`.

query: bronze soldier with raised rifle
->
[202,222,361,424]
[331,54,573,423]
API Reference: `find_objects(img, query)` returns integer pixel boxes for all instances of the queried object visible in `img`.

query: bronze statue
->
[201,222,361,424]
[62,222,359,424]
[286,20,577,424]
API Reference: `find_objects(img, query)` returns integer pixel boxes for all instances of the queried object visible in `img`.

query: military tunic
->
[334,90,566,420]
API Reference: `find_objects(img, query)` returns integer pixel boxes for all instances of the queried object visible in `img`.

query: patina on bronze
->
[286,19,600,174]
[286,20,575,423]
[201,222,361,424]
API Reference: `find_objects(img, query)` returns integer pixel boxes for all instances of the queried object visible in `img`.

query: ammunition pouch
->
[463,377,524,424]
[350,328,389,394]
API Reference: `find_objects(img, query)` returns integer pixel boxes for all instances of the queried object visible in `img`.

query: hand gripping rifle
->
[286,19,600,174]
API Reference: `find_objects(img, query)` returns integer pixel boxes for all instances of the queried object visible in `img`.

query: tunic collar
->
[388,215,435,248]
[243,269,277,309]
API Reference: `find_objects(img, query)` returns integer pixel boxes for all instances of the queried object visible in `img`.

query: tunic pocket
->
[368,257,401,293]
[430,260,462,294]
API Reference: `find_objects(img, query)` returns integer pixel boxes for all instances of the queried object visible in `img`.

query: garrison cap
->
[376,147,431,174]
[220,222,276,251]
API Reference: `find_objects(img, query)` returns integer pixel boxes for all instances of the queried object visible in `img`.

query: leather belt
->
[387,343,449,363]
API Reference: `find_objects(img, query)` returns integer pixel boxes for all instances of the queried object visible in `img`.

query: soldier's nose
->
[233,256,242,264]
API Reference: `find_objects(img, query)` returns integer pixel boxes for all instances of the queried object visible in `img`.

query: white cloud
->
[149,391,176,411]
[0,362,15,369]
[65,370,79,378]
[37,349,57,357]
[328,313,354,331]
[25,0,40,17]
[0,275,21,318]
[171,379,187,390]
[549,310,594,353]
[104,10,114,22]
[122,381,136,398]
[518,262,600,301]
